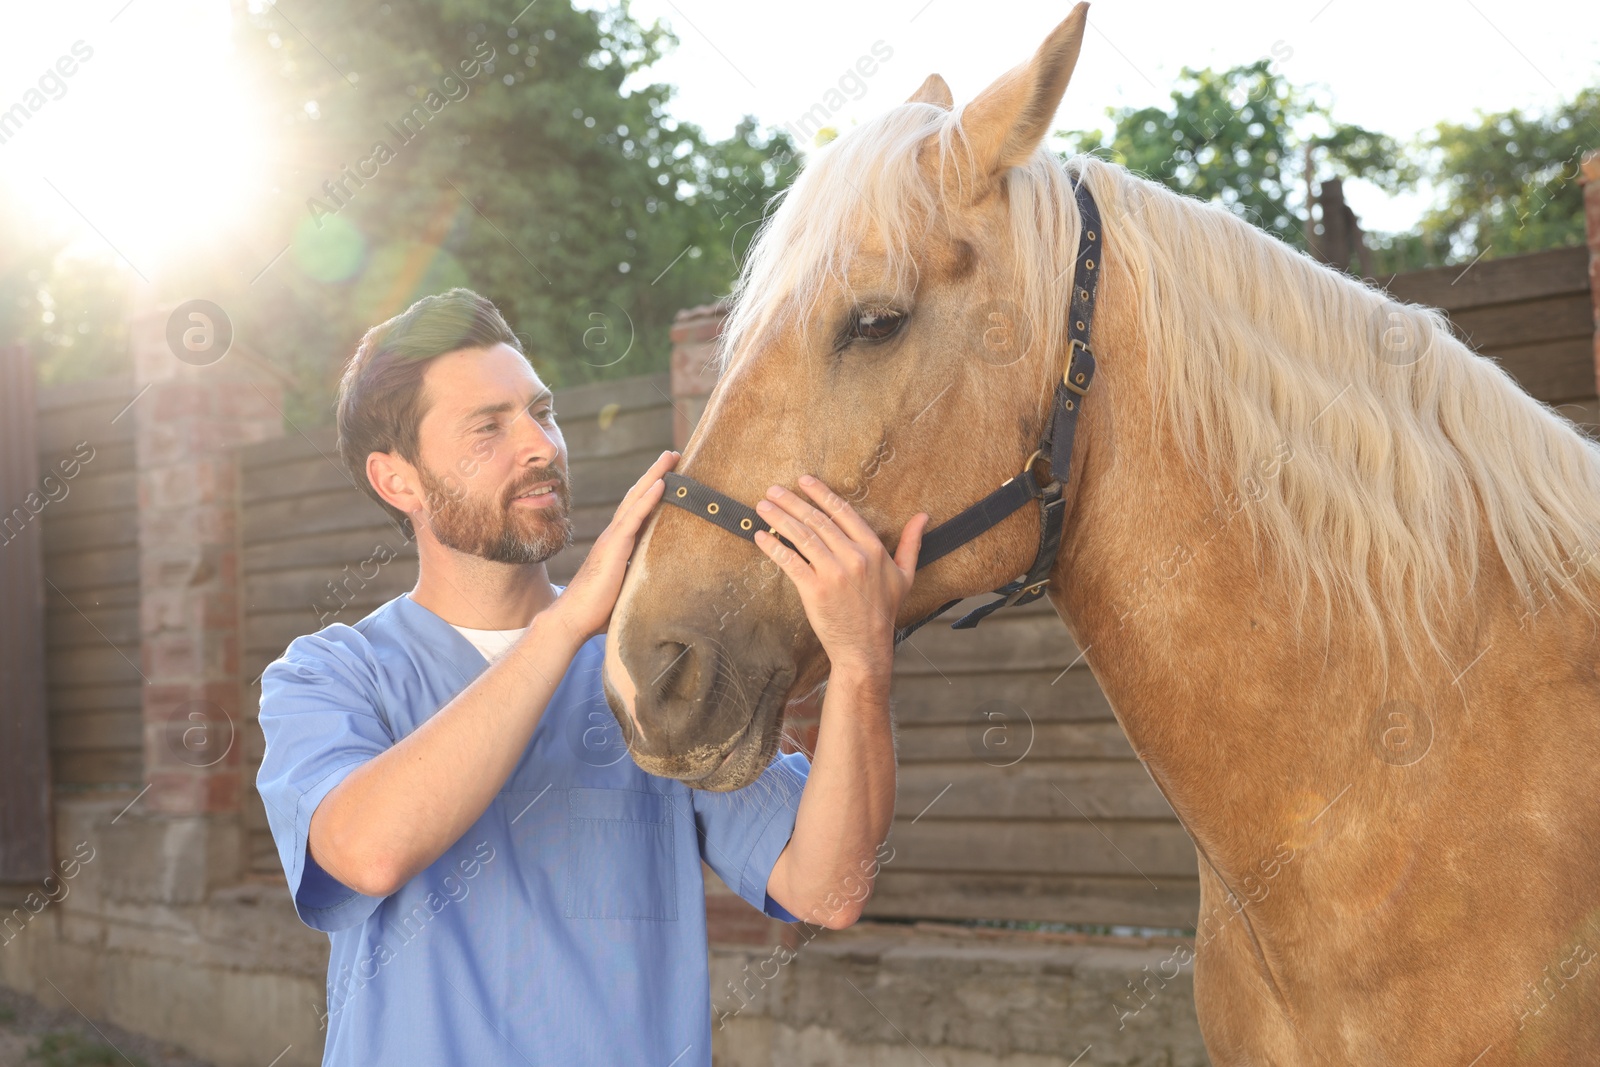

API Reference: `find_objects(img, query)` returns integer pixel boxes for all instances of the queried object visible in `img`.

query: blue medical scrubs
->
[256,592,809,1066]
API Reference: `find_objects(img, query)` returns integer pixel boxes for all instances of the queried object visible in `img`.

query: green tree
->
[224,0,796,425]
[0,197,130,387]
[1061,61,1597,273]
[1062,61,1412,251]
[1407,89,1598,264]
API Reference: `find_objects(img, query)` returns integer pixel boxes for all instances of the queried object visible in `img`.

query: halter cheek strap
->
[656,176,1104,647]
[894,177,1102,642]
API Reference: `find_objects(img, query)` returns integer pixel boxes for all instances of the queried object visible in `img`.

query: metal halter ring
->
[1014,449,1050,488]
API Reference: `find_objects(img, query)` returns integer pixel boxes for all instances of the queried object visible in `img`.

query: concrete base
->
[711,922,1209,1067]
[0,796,327,1067]
[3,799,1208,1067]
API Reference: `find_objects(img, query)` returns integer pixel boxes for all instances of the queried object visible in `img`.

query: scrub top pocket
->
[563,787,679,921]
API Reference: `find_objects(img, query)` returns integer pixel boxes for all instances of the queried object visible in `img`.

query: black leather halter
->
[658,176,1104,647]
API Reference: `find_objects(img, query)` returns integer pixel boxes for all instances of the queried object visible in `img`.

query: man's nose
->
[511,412,560,462]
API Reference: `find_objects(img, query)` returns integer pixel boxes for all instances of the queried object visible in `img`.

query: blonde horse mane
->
[722,102,1600,672]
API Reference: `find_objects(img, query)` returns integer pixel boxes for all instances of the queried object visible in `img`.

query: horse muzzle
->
[603,618,796,790]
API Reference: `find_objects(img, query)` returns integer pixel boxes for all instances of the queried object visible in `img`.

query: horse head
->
[602,4,1112,789]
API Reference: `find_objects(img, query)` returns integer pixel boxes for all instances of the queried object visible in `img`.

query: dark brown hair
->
[335,288,522,537]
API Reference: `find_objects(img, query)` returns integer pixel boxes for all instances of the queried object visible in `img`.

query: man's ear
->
[957,2,1088,180]
[367,450,425,520]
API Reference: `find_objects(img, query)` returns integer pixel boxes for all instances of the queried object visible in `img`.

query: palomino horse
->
[603,5,1600,1062]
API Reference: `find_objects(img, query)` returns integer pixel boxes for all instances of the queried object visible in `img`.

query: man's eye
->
[847,307,907,344]
[479,422,499,433]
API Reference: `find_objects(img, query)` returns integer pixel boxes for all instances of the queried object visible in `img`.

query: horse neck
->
[1041,247,1429,872]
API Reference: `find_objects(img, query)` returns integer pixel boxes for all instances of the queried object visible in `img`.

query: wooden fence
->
[1384,245,1595,412]
[1,346,52,879]
[21,240,1596,930]
[35,377,143,793]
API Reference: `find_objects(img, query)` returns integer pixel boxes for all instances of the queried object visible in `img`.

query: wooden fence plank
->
[893,613,1082,674]
[51,750,141,788]
[865,872,1199,929]
[896,761,1179,821]
[1485,336,1596,406]
[243,527,415,575]
[890,668,1112,725]
[40,547,138,595]
[33,467,137,517]
[1447,292,1592,352]
[546,404,673,461]
[1381,245,1589,312]
[45,604,140,649]
[895,721,1136,762]
[48,708,143,752]
[887,819,1198,878]
[552,373,672,419]
[40,509,140,555]
[39,683,142,715]
[36,374,146,794]
[2,343,53,879]
[45,644,143,689]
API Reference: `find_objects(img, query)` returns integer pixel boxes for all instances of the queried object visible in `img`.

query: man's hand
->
[546,449,677,647]
[755,476,922,925]
[753,475,927,675]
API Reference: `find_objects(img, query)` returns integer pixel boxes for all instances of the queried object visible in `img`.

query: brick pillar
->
[1584,150,1600,398]
[132,305,283,818]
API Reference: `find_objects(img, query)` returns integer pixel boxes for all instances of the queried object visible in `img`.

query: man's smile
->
[510,479,562,508]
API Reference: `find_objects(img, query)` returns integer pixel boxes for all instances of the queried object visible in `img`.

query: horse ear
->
[907,73,954,109]
[958,2,1088,178]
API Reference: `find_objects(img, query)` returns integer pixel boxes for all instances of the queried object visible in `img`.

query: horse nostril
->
[648,641,695,700]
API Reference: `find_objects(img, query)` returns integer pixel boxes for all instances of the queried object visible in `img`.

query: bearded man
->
[256,288,923,1066]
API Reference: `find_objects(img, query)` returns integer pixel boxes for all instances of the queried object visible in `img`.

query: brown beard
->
[416,460,573,565]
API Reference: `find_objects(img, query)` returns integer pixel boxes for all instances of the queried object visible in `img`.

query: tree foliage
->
[1062,60,1412,251]
[1063,61,1596,274]
[224,0,796,422]
[0,198,132,387]
[1409,88,1598,264]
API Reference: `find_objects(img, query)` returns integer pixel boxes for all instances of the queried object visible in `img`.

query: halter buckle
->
[1062,343,1092,396]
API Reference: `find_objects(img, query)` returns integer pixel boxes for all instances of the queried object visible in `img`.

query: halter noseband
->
[657,177,1104,646]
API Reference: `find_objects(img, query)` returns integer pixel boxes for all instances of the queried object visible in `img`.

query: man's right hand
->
[546,449,677,647]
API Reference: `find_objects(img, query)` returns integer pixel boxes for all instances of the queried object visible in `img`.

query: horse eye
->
[849,307,906,343]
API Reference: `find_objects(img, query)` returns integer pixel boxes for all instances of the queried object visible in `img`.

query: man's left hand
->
[753,476,927,676]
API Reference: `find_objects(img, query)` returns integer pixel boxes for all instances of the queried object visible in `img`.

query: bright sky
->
[0,0,1594,278]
